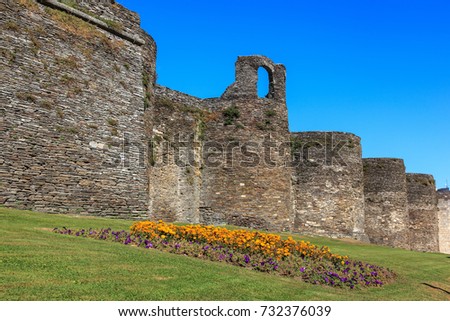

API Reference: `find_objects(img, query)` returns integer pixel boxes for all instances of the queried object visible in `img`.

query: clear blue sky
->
[117,0,449,188]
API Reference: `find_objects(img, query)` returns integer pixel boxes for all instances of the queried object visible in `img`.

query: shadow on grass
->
[422,283,450,295]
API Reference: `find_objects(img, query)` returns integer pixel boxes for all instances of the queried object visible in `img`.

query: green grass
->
[1,207,449,300]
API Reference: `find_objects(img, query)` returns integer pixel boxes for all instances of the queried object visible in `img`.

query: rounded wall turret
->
[363,158,409,249]
[437,188,450,254]
[2,0,156,218]
[292,132,367,240]
[406,174,439,252]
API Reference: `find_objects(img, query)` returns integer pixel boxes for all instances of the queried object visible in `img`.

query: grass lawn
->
[1,206,449,300]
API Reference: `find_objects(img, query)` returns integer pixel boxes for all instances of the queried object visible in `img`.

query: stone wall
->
[362,158,410,249]
[149,85,206,223]
[1,1,446,253]
[406,174,439,252]
[292,132,367,240]
[0,0,156,217]
[437,188,450,254]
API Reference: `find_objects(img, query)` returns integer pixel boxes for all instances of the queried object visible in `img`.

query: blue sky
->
[117,0,449,188]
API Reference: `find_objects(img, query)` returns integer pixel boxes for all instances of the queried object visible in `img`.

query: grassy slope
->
[0,207,449,301]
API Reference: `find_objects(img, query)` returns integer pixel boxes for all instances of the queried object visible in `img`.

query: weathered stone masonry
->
[292,132,367,241]
[1,0,447,252]
[406,174,439,252]
[362,158,410,249]
[1,0,156,217]
[151,56,294,232]
[437,188,450,254]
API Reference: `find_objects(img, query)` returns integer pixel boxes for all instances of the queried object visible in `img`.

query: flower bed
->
[53,221,395,289]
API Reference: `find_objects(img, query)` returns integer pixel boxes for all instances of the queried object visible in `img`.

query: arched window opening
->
[257,66,270,98]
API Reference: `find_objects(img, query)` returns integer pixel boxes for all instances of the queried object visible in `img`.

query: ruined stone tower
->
[202,56,293,231]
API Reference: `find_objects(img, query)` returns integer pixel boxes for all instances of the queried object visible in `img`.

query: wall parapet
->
[37,0,145,45]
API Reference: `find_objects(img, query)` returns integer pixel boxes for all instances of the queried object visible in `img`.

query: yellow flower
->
[130,220,345,262]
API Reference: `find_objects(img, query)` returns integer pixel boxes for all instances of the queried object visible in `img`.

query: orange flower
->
[130,220,344,262]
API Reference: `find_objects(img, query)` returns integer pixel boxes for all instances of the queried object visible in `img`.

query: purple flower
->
[300,267,306,273]
[244,255,250,264]
[144,240,153,248]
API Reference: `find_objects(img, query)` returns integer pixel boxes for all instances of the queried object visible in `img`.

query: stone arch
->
[257,65,274,98]
[222,55,286,101]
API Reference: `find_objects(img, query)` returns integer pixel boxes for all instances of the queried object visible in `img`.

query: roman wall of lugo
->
[1,0,448,253]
